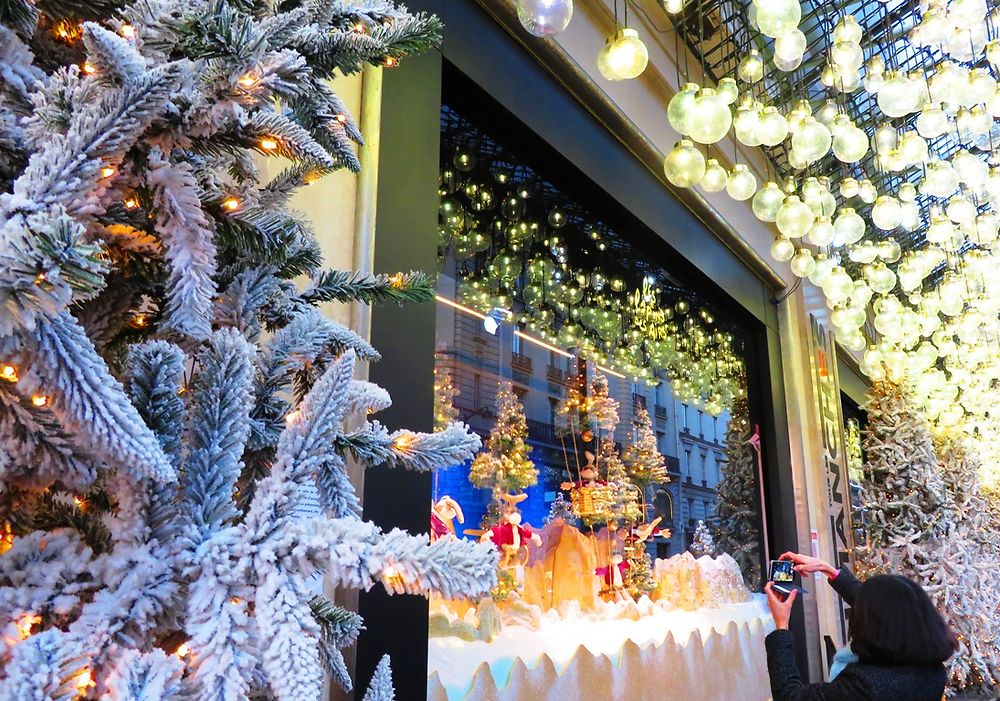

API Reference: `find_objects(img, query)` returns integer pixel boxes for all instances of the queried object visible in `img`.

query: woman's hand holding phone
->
[779,551,839,580]
[764,581,797,630]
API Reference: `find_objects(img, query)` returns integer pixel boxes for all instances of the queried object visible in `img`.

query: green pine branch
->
[301,270,435,307]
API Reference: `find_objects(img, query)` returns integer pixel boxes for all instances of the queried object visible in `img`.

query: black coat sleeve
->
[765,630,872,701]
[828,567,862,606]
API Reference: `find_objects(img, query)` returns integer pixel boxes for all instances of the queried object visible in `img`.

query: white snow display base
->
[427,595,775,701]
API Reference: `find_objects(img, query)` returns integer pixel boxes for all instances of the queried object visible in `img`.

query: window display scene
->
[427,81,771,701]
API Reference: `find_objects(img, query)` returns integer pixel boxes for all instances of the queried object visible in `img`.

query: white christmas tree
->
[0,3,498,701]
[857,382,1000,692]
[690,519,715,557]
[622,406,669,488]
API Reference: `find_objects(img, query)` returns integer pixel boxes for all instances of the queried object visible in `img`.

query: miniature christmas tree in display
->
[468,381,538,509]
[857,381,1000,691]
[0,3,498,700]
[713,396,761,588]
[545,491,576,526]
[622,406,669,488]
[690,519,716,557]
[433,364,460,431]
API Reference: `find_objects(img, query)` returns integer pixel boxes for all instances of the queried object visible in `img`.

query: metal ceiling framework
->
[640,0,1000,257]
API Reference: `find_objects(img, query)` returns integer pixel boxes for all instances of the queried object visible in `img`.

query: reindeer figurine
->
[430,495,465,541]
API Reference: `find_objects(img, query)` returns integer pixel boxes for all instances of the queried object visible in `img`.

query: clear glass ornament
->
[858,179,878,203]
[770,236,796,262]
[791,117,832,163]
[734,100,763,146]
[667,83,699,136]
[832,125,868,163]
[877,71,919,118]
[757,106,788,146]
[790,249,816,277]
[774,29,806,62]
[752,181,785,222]
[516,0,574,37]
[726,164,757,200]
[688,88,732,144]
[833,208,865,245]
[776,195,815,238]
[753,0,801,39]
[807,217,835,246]
[737,49,764,83]
[597,28,648,81]
[663,139,706,187]
[717,77,739,105]
[871,196,902,230]
[700,159,729,192]
[839,177,859,198]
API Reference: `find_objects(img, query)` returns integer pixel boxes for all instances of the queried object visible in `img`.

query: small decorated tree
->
[433,364,459,432]
[545,492,575,526]
[690,519,716,557]
[468,382,537,520]
[622,406,669,488]
[623,539,657,600]
[713,397,761,588]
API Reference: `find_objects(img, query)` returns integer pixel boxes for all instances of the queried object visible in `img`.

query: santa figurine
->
[430,496,464,542]
[481,493,542,575]
[596,551,630,602]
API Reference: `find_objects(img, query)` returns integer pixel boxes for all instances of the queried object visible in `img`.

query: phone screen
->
[770,560,795,583]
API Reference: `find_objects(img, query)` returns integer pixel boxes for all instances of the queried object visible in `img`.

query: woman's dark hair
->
[849,574,958,665]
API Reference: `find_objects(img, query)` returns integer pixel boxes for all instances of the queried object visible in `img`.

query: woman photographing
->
[764,552,957,701]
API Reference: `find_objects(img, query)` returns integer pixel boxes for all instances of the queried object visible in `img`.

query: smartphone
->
[769,559,807,596]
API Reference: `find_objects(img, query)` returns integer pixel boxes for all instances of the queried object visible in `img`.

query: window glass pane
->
[429,80,768,700]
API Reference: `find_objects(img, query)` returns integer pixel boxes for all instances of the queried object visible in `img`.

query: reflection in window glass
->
[427,86,769,700]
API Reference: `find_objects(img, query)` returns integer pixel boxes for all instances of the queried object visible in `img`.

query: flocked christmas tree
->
[623,538,657,600]
[713,397,761,588]
[0,3,499,700]
[544,491,575,526]
[468,381,537,513]
[622,406,668,488]
[857,381,1000,692]
[690,519,716,557]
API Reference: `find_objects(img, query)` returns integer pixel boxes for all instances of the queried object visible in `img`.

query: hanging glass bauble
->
[700,159,729,192]
[900,200,921,231]
[839,177,859,198]
[858,179,878,204]
[726,164,757,201]
[831,40,862,68]
[439,198,466,233]
[757,106,788,146]
[898,131,927,165]
[816,100,840,125]
[547,207,567,228]
[848,241,879,264]
[920,160,959,197]
[516,0,574,37]
[833,208,865,245]
[453,151,476,172]
[776,195,815,238]
[688,88,732,144]
[791,117,832,163]
[864,71,885,93]
[774,29,806,62]
[953,150,988,189]
[877,239,902,263]
[488,250,523,282]
[946,195,976,225]
[785,99,812,133]
[822,266,855,304]
[737,49,765,83]
[790,249,816,277]
[809,253,835,287]
[950,0,987,29]
[597,27,649,81]
[877,71,919,118]
[668,83,700,136]
[717,77,739,105]
[751,181,785,222]
[871,196,902,230]
[753,0,801,39]
[734,100,762,146]
[916,104,949,139]
[807,217,835,246]
[833,14,863,43]
[770,237,795,262]
[832,124,869,163]
[501,194,526,220]
[926,214,956,244]
[663,139,706,187]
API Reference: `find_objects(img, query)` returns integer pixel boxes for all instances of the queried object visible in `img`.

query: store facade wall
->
[346,0,871,696]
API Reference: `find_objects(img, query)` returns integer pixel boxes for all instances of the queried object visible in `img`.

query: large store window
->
[427,68,774,700]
